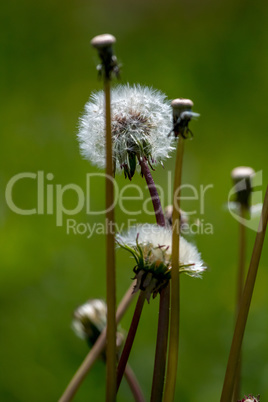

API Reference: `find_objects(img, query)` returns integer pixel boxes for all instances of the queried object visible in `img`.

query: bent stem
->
[104,76,117,401]
[220,184,268,402]
[58,283,135,402]
[139,157,170,402]
[117,291,146,391]
[164,137,184,402]
[232,205,246,402]
[125,363,146,402]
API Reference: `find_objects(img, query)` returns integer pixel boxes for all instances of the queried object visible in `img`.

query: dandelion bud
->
[164,205,188,228]
[90,33,119,79]
[170,98,199,138]
[116,224,206,301]
[171,98,194,115]
[231,166,255,209]
[91,34,116,49]
[72,299,125,353]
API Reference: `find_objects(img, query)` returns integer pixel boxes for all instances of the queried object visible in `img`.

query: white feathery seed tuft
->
[116,224,206,278]
[78,84,174,178]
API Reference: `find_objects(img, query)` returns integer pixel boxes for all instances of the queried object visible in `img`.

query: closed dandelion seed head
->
[91,34,116,49]
[90,33,119,79]
[231,166,255,209]
[116,224,206,301]
[72,299,125,353]
[170,98,199,139]
[78,84,175,179]
[72,299,107,343]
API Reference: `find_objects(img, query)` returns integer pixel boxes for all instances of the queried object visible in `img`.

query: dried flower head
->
[116,224,205,301]
[231,166,255,209]
[170,98,199,138]
[78,84,175,179]
[72,299,125,352]
[90,33,119,79]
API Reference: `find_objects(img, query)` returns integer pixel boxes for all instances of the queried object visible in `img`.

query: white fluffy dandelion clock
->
[78,84,174,179]
[116,224,206,301]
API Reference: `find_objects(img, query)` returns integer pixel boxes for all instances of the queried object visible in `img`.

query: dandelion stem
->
[103,76,117,402]
[139,158,166,227]
[117,291,146,392]
[139,156,170,401]
[124,364,146,402]
[150,282,170,402]
[220,184,268,402]
[164,137,184,402]
[58,283,136,402]
[232,205,246,402]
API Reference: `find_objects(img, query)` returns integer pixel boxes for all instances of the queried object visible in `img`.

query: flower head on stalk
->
[91,34,120,79]
[72,299,125,354]
[116,224,205,302]
[231,166,255,210]
[169,98,199,139]
[78,84,175,179]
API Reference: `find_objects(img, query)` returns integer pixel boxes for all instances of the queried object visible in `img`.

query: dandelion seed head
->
[116,224,205,300]
[72,299,125,351]
[72,299,107,340]
[117,224,205,277]
[78,84,175,179]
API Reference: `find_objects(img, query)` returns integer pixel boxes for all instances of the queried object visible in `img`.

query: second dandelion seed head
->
[116,224,206,302]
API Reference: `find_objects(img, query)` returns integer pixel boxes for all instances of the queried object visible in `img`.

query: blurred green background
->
[1,0,268,400]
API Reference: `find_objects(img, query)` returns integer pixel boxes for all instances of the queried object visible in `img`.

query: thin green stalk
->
[117,291,146,391]
[232,205,246,402]
[104,77,117,402]
[58,283,135,402]
[164,137,184,402]
[220,184,268,402]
